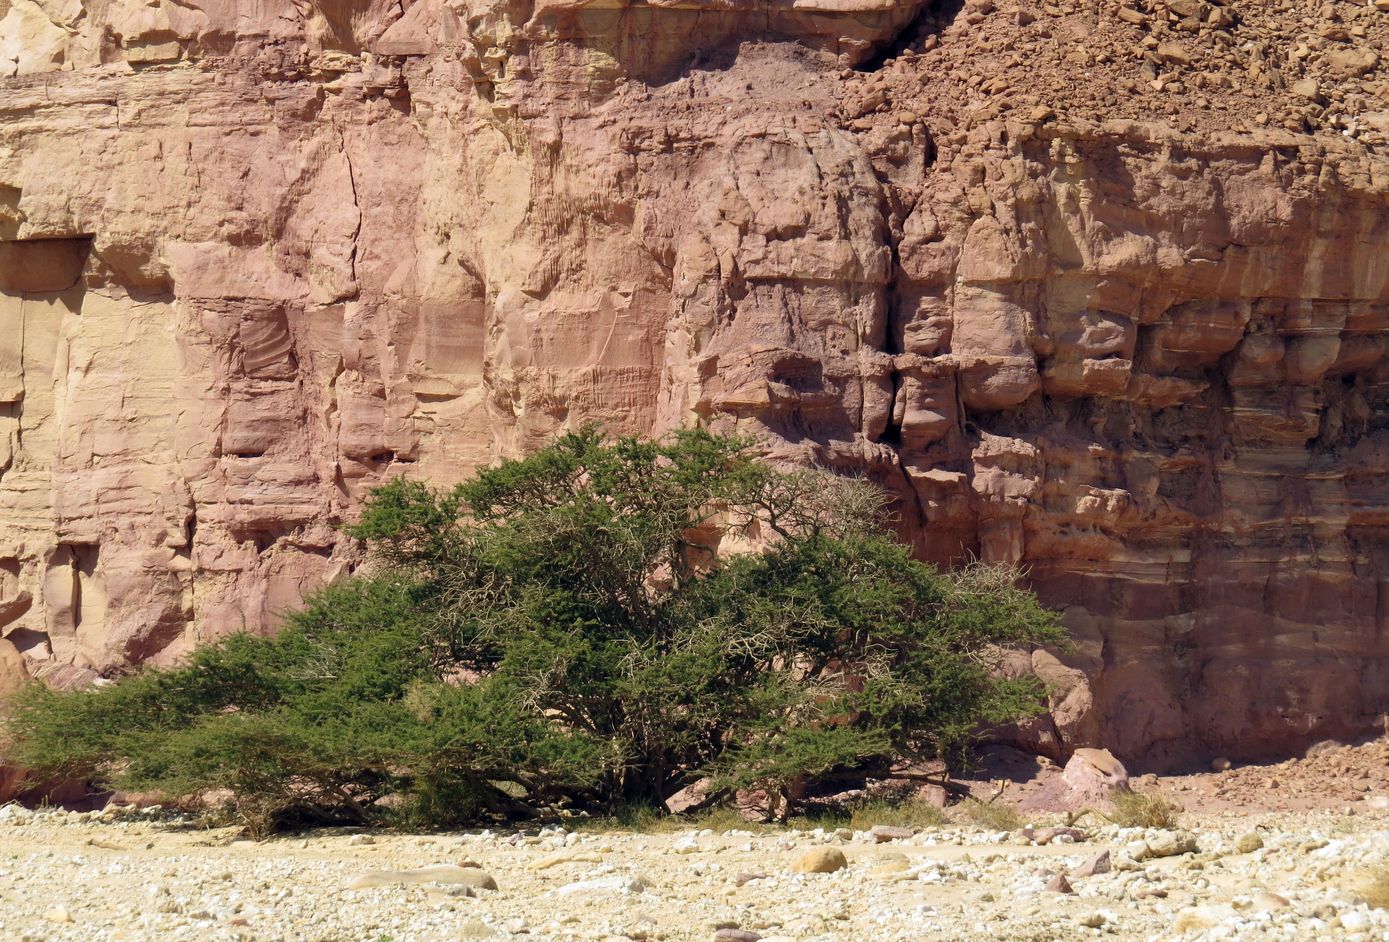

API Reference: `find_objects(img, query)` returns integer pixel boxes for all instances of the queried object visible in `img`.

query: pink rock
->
[1,0,1389,785]
[1024,825,1087,846]
[1021,748,1129,812]
[1062,749,1130,802]
[1070,851,1111,878]
[916,784,949,808]
[870,825,915,842]
[665,780,711,815]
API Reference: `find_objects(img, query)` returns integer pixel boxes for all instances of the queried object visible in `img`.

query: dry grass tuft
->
[1106,789,1181,829]
[961,799,1023,832]
[688,806,767,833]
[579,802,770,834]
[848,798,948,832]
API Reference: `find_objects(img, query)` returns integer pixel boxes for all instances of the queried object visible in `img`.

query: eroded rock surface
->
[2,0,1389,771]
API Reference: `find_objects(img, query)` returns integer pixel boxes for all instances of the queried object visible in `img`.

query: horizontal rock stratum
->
[2,0,1389,771]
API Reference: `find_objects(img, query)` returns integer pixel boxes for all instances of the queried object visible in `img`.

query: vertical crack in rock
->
[338,129,362,294]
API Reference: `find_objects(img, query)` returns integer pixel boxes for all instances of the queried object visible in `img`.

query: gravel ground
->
[2,802,1388,942]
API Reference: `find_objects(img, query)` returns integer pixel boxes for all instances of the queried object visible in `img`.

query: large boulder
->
[1062,748,1130,802]
[1020,748,1130,811]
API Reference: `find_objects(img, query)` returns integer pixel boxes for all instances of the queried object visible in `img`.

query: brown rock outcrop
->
[2,0,1389,775]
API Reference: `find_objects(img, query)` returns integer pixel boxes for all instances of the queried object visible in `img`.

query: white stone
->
[555,875,648,896]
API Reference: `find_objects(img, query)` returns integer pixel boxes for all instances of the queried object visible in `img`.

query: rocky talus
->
[2,0,1389,770]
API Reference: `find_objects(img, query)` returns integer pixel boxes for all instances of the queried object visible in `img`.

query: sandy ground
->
[2,793,1388,942]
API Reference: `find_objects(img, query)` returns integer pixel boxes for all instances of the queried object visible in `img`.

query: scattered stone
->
[1234,831,1264,854]
[870,825,915,842]
[530,851,604,871]
[1071,850,1111,878]
[1143,830,1198,858]
[425,885,475,906]
[556,875,648,896]
[1341,911,1373,931]
[348,865,498,890]
[1157,42,1194,66]
[1025,825,1087,845]
[3,779,1387,941]
[790,847,848,874]
[868,855,913,878]
[1292,78,1323,100]
[713,931,762,942]
[1327,48,1380,78]
[1175,904,1237,932]
[1252,892,1291,911]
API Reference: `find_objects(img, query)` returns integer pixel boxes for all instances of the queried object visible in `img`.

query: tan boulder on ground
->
[790,847,847,874]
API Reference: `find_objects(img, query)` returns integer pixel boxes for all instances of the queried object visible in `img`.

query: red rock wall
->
[2,0,1389,768]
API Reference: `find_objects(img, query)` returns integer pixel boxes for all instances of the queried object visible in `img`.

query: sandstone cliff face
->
[2,0,1389,769]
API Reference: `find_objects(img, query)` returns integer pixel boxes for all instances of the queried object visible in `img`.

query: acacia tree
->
[4,428,1065,832]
